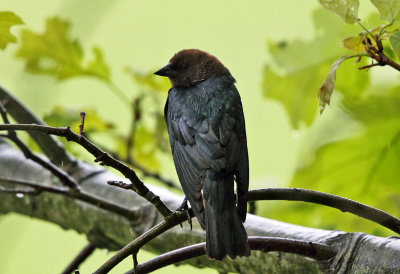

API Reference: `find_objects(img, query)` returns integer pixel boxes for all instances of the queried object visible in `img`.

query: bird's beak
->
[154,63,174,77]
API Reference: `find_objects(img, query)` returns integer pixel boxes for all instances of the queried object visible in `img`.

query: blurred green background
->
[1,0,398,273]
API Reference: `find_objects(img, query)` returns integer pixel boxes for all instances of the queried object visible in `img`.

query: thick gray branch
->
[0,85,76,168]
[1,140,400,273]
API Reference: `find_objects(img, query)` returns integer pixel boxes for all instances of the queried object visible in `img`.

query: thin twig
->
[0,186,40,195]
[93,210,194,274]
[0,85,76,167]
[377,51,400,71]
[132,253,138,274]
[248,201,257,215]
[0,123,172,218]
[3,121,397,266]
[358,63,379,70]
[0,177,69,194]
[95,186,400,273]
[0,102,78,188]
[127,236,335,274]
[79,112,86,136]
[357,21,375,40]
[0,177,137,219]
[248,188,400,234]
[62,242,96,274]
[358,34,400,72]
[0,107,138,218]
[0,134,78,189]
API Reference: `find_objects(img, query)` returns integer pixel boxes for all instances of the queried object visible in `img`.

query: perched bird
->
[154,49,250,260]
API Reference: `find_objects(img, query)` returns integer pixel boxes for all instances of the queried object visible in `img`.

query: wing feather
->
[165,83,249,228]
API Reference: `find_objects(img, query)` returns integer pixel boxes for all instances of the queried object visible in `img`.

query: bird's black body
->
[156,49,250,260]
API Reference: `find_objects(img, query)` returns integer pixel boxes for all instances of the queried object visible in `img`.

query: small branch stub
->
[79,111,86,136]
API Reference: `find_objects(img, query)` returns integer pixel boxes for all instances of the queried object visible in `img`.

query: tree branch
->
[359,35,400,72]
[0,123,172,218]
[0,85,76,168]
[93,210,194,274]
[128,236,335,274]
[0,103,78,189]
[62,243,96,274]
[0,114,399,271]
[98,185,400,273]
[2,141,400,273]
[2,121,398,270]
[0,177,137,219]
[0,186,39,195]
[99,182,400,273]
[0,177,69,193]
[248,188,400,235]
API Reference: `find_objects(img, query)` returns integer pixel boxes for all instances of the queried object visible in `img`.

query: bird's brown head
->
[154,49,231,88]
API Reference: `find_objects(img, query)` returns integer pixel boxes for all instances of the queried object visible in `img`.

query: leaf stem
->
[357,20,375,40]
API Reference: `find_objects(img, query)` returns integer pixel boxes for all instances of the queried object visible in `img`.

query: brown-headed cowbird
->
[154,49,250,260]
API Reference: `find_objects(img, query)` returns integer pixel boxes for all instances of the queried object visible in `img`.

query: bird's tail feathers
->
[203,172,250,260]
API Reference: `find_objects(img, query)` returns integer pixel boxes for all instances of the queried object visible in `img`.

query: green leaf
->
[16,17,110,81]
[264,8,367,128]
[334,56,369,97]
[384,20,400,33]
[43,106,115,159]
[318,56,355,114]
[263,65,328,128]
[318,0,359,24]
[126,68,170,94]
[154,112,170,153]
[44,106,114,133]
[288,91,400,235]
[86,47,110,81]
[0,11,23,50]
[133,125,160,172]
[267,10,359,74]
[382,38,398,61]
[115,124,160,172]
[371,0,400,22]
[390,31,400,58]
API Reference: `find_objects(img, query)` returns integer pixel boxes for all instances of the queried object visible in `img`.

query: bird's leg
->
[176,197,192,230]
[176,196,188,211]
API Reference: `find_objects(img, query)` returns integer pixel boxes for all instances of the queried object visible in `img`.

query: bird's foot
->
[176,197,192,230]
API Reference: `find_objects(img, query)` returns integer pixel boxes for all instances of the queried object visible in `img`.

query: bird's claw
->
[176,197,192,230]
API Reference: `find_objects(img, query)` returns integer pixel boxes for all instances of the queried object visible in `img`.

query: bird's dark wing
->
[233,99,249,222]
[165,85,249,228]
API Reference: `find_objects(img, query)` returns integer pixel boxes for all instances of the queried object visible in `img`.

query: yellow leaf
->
[343,36,365,52]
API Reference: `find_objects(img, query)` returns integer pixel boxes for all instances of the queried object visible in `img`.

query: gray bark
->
[1,140,400,273]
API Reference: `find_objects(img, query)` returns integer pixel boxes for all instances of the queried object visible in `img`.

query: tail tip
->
[207,244,251,261]
[227,249,251,260]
